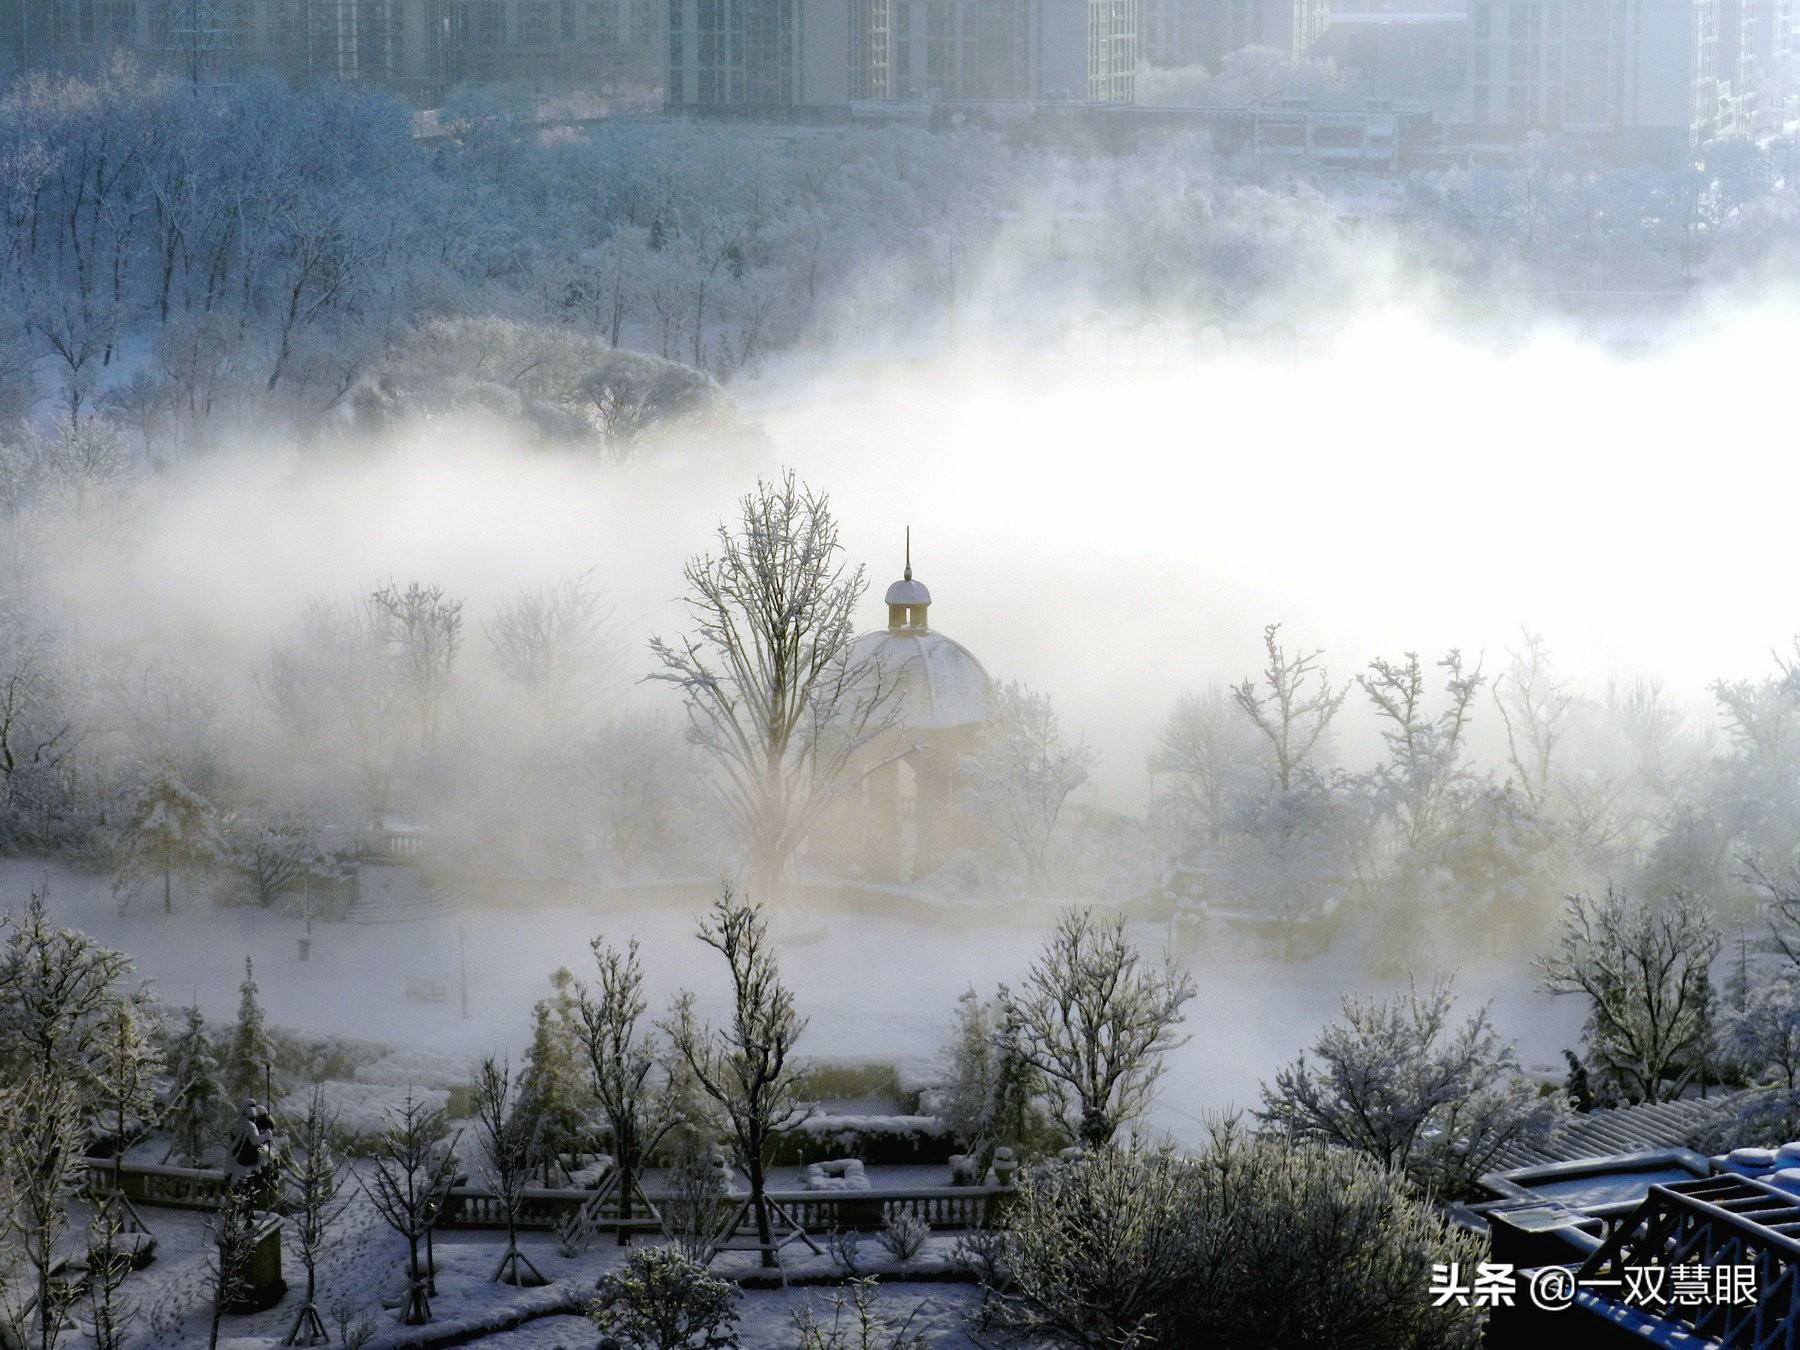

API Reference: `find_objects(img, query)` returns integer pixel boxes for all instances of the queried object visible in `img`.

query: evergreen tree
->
[515,974,586,1186]
[941,988,997,1153]
[227,956,275,1105]
[991,984,1043,1151]
[163,1004,227,1166]
[112,768,222,914]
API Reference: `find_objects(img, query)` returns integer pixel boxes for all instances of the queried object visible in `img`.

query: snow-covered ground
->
[5,858,1582,1148]
[50,1179,1002,1350]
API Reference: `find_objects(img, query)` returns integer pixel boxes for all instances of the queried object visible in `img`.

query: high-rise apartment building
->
[666,0,1138,108]
[0,0,661,97]
[1139,0,1329,70]
[1463,0,1789,146]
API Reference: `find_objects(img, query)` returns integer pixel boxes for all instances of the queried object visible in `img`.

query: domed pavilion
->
[823,535,993,883]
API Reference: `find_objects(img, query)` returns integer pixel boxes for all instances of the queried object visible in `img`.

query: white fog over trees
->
[7,26,1800,1350]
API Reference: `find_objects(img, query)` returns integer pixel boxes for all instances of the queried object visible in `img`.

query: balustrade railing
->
[437,1182,1012,1234]
[1576,1173,1800,1346]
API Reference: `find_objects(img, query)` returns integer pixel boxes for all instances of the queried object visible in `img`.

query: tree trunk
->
[163,868,172,914]
[37,1261,53,1350]
[748,1155,775,1269]
[615,1125,635,1247]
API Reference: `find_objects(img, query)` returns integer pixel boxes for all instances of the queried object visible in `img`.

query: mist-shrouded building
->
[816,543,994,885]
[1139,0,1331,71]
[0,0,661,96]
[1463,0,1791,147]
[666,0,1140,108]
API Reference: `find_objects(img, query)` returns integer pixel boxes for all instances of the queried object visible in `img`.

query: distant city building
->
[0,0,660,97]
[1462,0,1792,148]
[1318,3,1468,112]
[1139,0,1331,71]
[665,0,1139,109]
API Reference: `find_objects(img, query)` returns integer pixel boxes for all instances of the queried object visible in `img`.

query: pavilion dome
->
[849,537,991,732]
[846,626,992,732]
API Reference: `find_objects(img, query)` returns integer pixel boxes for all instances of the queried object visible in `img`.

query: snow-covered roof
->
[847,626,992,731]
[885,577,932,606]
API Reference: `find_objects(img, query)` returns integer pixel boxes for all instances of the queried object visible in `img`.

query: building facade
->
[666,0,1138,109]
[1139,0,1330,71]
[1462,0,1790,147]
[0,0,660,96]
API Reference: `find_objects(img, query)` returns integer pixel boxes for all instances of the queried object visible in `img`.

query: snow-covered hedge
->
[771,1114,956,1167]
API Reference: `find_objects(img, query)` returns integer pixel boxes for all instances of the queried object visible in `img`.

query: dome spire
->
[884,527,931,630]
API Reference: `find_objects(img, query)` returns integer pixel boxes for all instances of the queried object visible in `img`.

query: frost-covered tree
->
[357,1090,460,1325]
[111,767,221,914]
[206,1190,257,1350]
[370,581,463,749]
[267,598,408,829]
[471,1057,543,1285]
[515,969,587,1186]
[939,989,998,1152]
[996,1124,1484,1350]
[964,681,1093,890]
[1538,888,1721,1104]
[1232,623,1347,793]
[1358,649,1485,860]
[93,999,163,1203]
[1001,908,1195,1149]
[1149,684,1262,848]
[1258,981,1560,1199]
[0,621,80,848]
[1720,968,1800,1092]
[84,1200,135,1350]
[0,891,137,1088]
[0,1067,84,1350]
[281,1088,351,1347]
[573,938,674,1246]
[162,1003,228,1166]
[486,573,614,735]
[650,472,898,900]
[226,956,275,1106]
[223,808,336,908]
[938,986,1044,1161]
[663,888,808,1268]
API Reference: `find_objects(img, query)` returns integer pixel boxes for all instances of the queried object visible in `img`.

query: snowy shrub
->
[589,1247,740,1350]
[791,1278,930,1350]
[1258,980,1561,1200]
[327,1290,379,1350]
[950,1227,1009,1290]
[827,1227,864,1276]
[874,1213,928,1264]
[995,1125,1485,1350]
[659,1147,729,1265]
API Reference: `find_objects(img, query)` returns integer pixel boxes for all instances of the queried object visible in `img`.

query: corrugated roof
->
[1492,1092,1754,1171]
